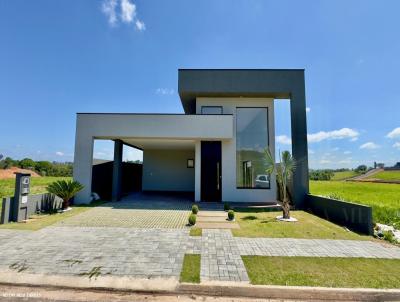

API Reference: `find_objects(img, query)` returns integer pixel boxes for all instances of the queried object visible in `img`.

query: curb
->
[0,271,399,301]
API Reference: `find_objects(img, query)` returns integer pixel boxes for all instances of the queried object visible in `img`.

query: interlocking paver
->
[0,201,399,283]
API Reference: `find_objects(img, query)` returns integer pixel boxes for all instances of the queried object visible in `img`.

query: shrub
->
[224,202,230,211]
[192,204,199,214]
[228,210,235,221]
[383,231,396,244]
[47,180,84,210]
[188,214,197,226]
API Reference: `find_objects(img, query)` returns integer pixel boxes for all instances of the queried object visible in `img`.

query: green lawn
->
[242,256,400,288]
[0,200,104,231]
[367,170,400,181]
[180,254,200,283]
[331,171,359,181]
[310,180,400,226]
[232,210,368,240]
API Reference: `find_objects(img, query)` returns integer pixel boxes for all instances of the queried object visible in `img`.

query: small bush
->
[224,202,230,211]
[192,204,199,214]
[228,210,235,220]
[188,214,197,226]
[383,231,396,243]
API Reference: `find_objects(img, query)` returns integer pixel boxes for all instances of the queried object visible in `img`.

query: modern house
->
[73,69,309,207]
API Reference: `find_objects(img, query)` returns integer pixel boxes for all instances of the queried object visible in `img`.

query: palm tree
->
[47,180,84,210]
[264,149,296,219]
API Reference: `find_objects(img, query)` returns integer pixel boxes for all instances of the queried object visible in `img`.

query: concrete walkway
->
[0,227,399,283]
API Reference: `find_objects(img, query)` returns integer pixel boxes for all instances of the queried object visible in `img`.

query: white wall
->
[73,113,233,203]
[196,97,277,203]
[142,149,195,192]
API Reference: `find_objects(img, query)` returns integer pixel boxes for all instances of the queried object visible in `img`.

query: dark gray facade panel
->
[112,139,123,202]
[306,194,373,235]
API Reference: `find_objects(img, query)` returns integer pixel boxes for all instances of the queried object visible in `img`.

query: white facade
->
[195,97,276,202]
[73,99,276,204]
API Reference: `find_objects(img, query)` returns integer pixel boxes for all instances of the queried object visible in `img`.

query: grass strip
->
[180,254,200,283]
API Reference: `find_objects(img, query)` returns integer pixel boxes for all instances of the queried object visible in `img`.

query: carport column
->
[195,141,201,202]
[290,85,309,209]
[73,116,94,204]
[112,139,123,202]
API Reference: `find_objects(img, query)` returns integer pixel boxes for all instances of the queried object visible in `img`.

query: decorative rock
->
[276,215,298,222]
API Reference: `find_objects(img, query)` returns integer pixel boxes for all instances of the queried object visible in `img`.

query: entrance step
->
[196,222,240,229]
[197,215,229,222]
[196,209,240,229]
[197,211,227,217]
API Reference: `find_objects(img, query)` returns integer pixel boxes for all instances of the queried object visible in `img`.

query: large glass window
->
[201,106,223,114]
[236,107,270,189]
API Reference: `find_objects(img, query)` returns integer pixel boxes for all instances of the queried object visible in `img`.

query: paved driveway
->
[56,193,192,229]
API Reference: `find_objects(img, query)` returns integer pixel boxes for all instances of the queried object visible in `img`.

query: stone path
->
[0,227,399,283]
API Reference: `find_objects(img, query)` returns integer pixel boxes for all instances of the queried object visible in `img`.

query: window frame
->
[235,106,270,190]
[201,106,223,115]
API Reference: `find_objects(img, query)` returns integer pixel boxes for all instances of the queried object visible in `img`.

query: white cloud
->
[156,88,174,95]
[319,159,331,164]
[135,19,146,31]
[386,127,400,139]
[393,142,400,149]
[121,0,135,23]
[56,151,64,156]
[359,142,380,150]
[306,107,311,113]
[102,0,118,26]
[308,149,315,154]
[276,135,292,145]
[307,128,359,143]
[344,151,352,154]
[339,158,352,164]
[102,0,145,30]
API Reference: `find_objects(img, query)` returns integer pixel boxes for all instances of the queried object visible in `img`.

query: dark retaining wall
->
[306,194,373,235]
[1,193,63,224]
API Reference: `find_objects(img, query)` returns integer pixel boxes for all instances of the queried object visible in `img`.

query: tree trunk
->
[62,199,70,210]
[282,198,290,219]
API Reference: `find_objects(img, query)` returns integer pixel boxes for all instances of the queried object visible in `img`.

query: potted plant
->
[264,149,297,221]
[47,180,84,210]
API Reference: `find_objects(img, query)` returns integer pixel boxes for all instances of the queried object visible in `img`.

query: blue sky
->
[0,0,399,169]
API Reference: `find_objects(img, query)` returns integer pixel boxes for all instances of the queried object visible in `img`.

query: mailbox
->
[11,173,31,222]
[20,175,30,195]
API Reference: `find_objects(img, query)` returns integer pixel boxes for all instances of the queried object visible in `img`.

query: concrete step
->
[197,216,229,222]
[196,222,240,229]
[197,211,227,217]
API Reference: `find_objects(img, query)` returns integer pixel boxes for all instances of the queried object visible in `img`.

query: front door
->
[201,141,222,201]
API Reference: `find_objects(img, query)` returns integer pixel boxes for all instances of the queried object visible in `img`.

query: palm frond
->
[47,180,84,202]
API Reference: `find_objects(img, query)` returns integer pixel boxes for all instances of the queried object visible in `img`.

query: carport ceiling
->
[122,138,195,150]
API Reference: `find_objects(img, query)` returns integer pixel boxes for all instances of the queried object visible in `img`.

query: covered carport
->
[73,113,233,204]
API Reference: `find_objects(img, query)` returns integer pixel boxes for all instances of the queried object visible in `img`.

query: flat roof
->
[178,69,305,114]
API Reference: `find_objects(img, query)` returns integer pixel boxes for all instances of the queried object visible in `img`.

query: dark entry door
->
[201,141,222,202]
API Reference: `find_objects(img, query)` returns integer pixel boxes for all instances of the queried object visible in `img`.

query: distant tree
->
[309,169,334,181]
[355,165,367,173]
[19,158,36,169]
[0,157,18,169]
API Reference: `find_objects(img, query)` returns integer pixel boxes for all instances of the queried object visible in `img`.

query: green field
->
[331,171,359,181]
[0,177,72,199]
[310,180,400,225]
[0,177,72,215]
[367,170,400,181]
